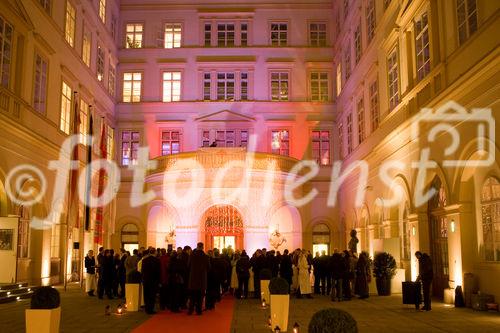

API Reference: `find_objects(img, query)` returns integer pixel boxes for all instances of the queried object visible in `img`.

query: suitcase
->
[402,282,421,305]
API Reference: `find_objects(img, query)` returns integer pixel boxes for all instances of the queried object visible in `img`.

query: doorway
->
[203,205,243,250]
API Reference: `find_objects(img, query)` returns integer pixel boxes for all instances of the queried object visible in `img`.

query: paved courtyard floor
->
[0,284,499,333]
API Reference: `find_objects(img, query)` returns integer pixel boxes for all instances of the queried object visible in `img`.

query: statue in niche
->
[348,229,359,254]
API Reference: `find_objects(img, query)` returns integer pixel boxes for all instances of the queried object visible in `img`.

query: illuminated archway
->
[202,204,244,250]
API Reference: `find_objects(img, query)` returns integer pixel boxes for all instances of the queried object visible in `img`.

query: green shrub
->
[269,277,289,295]
[308,308,358,333]
[30,286,60,309]
[259,268,272,280]
[372,252,397,279]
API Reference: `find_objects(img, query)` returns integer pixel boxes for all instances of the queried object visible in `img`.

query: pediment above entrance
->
[195,110,255,122]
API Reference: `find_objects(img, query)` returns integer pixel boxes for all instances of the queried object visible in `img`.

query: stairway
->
[0,283,39,304]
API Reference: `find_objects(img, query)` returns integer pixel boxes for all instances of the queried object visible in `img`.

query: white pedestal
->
[270,295,290,332]
[261,280,270,304]
[125,283,141,311]
[25,307,61,333]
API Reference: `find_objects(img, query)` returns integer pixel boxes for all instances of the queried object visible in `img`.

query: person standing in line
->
[141,248,161,314]
[96,247,105,299]
[312,251,322,294]
[102,250,115,299]
[118,249,128,298]
[279,249,293,293]
[84,250,96,296]
[125,249,139,281]
[236,250,251,298]
[320,250,331,296]
[297,249,313,299]
[342,250,352,301]
[168,251,183,312]
[159,248,170,310]
[415,251,433,311]
[330,249,344,302]
[354,252,370,299]
[187,242,210,315]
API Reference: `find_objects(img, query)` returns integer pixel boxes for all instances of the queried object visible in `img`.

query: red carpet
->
[132,296,235,333]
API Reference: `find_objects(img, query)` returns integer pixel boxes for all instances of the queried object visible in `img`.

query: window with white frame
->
[346,113,353,154]
[357,98,365,144]
[241,23,248,46]
[60,81,72,134]
[122,72,142,102]
[366,0,376,43]
[97,45,105,82]
[65,1,76,47]
[50,224,60,258]
[203,72,211,101]
[201,129,248,147]
[310,72,329,102]
[270,23,288,46]
[38,0,51,14]
[217,23,235,47]
[338,122,344,158]
[99,0,106,24]
[270,72,289,101]
[481,177,500,261]
[204,23,212,46]
[310,22,327,46]
[82,27,91,67]
[336,63,342,96]
[369,79,379,131]
[240,130,249,147]
[164,23,181,48]
[240,72,248,100]
[0,16,13,88]
[216,130,236,147]
[217,72,235,101]
[415,12,431,81]
[126,23,143,48]
[312,130,330,165]
[271,130,290,156]
[79,99,89,139]
[161,130,181,155]
[387,46,399,111]
[108,65,115,97]
[107,126,114,160]
[344,45,351,81]
[202,130,210,147]
[354,23,362,64]
[33,53,48,114]
[163,72,181,102]
[121,131,139,166]
[457,0,477,45]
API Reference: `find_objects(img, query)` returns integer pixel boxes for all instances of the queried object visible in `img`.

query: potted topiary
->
[125,269,142,311]
[308,308,358,333]
[259,268,272,305]
[372,252,397,296]
[26,287,61,333]
[269,277,290,332]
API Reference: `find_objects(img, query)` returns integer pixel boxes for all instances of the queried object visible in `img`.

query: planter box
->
[125,283,141,311]
[270,295,289,332]
[25,307,61,333]
[260,280,270,304]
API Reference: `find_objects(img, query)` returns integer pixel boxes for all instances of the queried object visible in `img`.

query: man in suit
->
[416,251,433,311]
[142,248,161,314]
[188,242,210,315]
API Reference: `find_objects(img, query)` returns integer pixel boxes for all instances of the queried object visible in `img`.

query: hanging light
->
[293,322,300,333]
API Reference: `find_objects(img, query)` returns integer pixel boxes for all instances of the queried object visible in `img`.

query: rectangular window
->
[354,23,362,64]
[203,73,211,101]
[310,23,327,46]
[336,63,342,96]
[240,130,248,147]
[121,131,139,166]
[312,130,331,166]
[344,45,351,81]
[217,23,235,47]
[347,113,353,154]
[357,99,365,144]
[126,23,143,48]
[65,1,76,47]
[97,45,104,82]
[79,99,89,138]
[33,53,48,114]
[123,72,142,102]
[50,224,60,258]
[204,23,212,46]
[161,131,180,155]
[82,27,91,67]
[369,79,379,131]
[270,23,288,46]
[271,72,289,101]
[107,126,114,161]
[310,72,329,102]
[457,0,477,45]
[202,130,210,147]
[164,23,182,48]
[366,0,376,43]
[271,130,290,156]
[216,130,236,147]
[108,65,116,97]
[163,72,181,102]
[217,72,235,101]
[99,0,106,24]
[387,46,399,111]
[338,122,344,158]
[60,81,72,134]
[240,72,248,101]
[0,16,13,88]
[415,12,431,81]
[241,23,248,46]
[38,0,51,14]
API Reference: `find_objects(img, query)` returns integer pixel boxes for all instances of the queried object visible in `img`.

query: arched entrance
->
[202,205,244,250]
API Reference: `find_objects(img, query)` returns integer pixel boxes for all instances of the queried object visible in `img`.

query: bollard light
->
[274,326,281,333]
[268,315,272,327]
[261,299,267,308]
[116,304,123,315]
[293,322,300,333]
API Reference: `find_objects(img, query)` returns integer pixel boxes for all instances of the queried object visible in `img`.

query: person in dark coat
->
[187,242,210,315]
[342,251,352,301]
[320,250,331,295]
[312,252,322,294]
[330,250,344,301]
[96,247,105,299]
[178,247,190,309]
[207,249,225,308]
[118,249,127,298]
[354,252,370,299]
[84,250,96,296]
[279,249,293,292]
[159,248,170,310]
[101,250,115,299]
[168,252,182,312]
[142,248,161,314]
[236,251,251,298]
[250,250,263,299]
[416,251,433,311]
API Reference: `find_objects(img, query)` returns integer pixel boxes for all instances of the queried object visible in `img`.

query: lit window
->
[338,122,344,158]
[126,23,143,48]
[270,23,288,46]
[217,72,235,101]
[310,23,327,46]
[310,72,329,102]
[270,72,289,101]
[312,130,330,165]
[457,0,477,45]
[240,72,248,101]
[164,23,181,48]
[369,79,379,131]
[0,16,13,88]
[241,23,248,46]
[108,65,116,97]
[51,224,60,258]
[354,23,362,64]
[336,63,342,96]
[240,130,248,147]
[79,99,89,139]
[357,99,365,144]
[203,73,211,101]
[163,72,181,102]
[97,45,105,82]
[107,126,114,161]
[481,177,500,262]
[204,23,212,46]
[415,12,431,81]
[216,130,236,147]
[271,130,290,156]
[121,131,140,166]
[122,72,142,102]
[202,130,210,147]
[65,1,76,47]
[161,131,181,155]
[387,46,399,111]
[38,0,51,14]
[60,81,72,134]
[346,113,353,154]
[366,0,376,43]
[217,23,235,47]
[99,0,106,24]
[33,53,48,114]
[82,27,91,67]
[344,44,351,81]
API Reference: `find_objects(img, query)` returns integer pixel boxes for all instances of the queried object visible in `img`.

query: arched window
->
[121,223,139,253]
[481,177,500,261]
[312,223,331,254]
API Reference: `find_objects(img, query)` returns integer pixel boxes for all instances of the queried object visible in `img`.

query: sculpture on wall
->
[165,226,176,247]
[269,224,286,250]
[348,229,359,253]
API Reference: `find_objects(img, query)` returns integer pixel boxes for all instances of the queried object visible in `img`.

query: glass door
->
[213,236,235,250]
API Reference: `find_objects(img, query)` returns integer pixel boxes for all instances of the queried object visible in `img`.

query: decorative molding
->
[118,58,147,64]
[156,58,187,63]
[196,56,256,62]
